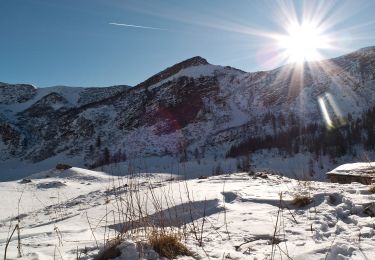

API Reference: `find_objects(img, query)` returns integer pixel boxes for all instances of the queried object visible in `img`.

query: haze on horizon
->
[1,0,375,88]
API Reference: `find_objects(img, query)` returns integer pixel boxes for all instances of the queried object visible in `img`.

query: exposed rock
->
[363,203,375,217]
[56,164,72,170]
[0,82,37,104]
[19,179,32,184]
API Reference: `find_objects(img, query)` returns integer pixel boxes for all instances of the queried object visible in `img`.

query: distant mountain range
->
[1,47,375,179]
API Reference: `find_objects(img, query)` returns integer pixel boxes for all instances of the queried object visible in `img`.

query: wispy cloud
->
[109,22,165,30]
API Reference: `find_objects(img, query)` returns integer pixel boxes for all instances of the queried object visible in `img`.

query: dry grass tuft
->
[94,239,121,260]
[368,185,375,193]
[148,231,193,259]
[292,194,313,207]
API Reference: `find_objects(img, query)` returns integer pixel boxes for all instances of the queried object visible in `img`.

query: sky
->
[0,0,374,88]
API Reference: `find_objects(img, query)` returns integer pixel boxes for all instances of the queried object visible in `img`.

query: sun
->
[277,22,330,63]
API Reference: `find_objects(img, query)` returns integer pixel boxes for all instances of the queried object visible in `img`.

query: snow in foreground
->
[1,167,375,259]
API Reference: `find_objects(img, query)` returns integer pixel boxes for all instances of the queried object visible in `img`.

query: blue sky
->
[1,0,374,87]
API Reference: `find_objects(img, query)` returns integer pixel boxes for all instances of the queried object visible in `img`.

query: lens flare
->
[318,93,346,129]
[318,96,334,129]
[324,93,345,126]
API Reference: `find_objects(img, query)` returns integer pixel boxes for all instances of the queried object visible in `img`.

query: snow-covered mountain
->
[1,47,375,179]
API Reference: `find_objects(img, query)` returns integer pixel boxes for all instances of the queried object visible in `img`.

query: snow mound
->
[36,180,66,189]
[27,167,110,182]
[327,162,375,176]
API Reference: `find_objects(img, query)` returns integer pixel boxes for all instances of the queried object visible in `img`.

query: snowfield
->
[1,166,375,259]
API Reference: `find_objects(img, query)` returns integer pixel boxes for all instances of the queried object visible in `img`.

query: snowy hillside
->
[1,47,375,180]
[1,166,375,259]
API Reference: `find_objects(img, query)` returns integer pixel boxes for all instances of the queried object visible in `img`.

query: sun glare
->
[277,22,330,63]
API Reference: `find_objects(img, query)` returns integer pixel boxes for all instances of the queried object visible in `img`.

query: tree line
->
[227,106,375,160]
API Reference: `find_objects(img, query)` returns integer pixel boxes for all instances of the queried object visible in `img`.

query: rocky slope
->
[1,47,375,178]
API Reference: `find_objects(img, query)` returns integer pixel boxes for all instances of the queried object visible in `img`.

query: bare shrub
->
[292,194,313,207]
[148,231,193,259]
[291,180,314,208]
[94,238,121,260]
[368,185,375,193]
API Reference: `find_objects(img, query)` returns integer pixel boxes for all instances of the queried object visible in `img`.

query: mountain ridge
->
[1,46,375,180]
[3,45,374,90]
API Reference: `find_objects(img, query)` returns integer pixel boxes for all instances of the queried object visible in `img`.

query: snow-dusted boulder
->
[326,162,375,184]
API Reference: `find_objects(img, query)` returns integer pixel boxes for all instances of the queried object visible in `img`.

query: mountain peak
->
[136,56,209,89]
[178,56,209,66]
[358,46,375,52]
[355,46,375,55]
[338,46,375,59]
[0,82,37,105]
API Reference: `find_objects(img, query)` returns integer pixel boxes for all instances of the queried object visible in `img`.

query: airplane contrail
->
[109,22,165,30]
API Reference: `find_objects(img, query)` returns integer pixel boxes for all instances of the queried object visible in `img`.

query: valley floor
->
[1,167,375,259]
